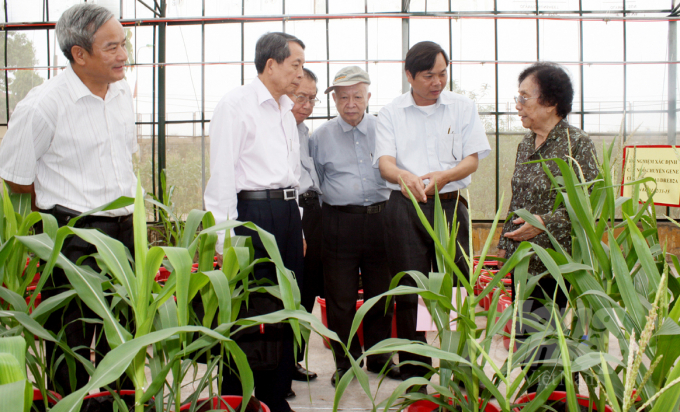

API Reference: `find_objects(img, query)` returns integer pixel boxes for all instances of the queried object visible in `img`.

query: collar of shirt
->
[337,113,369,135]
[528,118,569,156]
[253,76,294,113]
[298,121,309,136]
[64,64,124,103]
[395,89,458,111]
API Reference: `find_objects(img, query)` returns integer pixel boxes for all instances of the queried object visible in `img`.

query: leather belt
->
[426,190,468,209]
[328,201,386,215]
[41,205,131,225]
[298,191,319,203]
[237,188,297,201]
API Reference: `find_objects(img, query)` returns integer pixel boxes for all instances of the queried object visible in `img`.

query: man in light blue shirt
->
[311,66,398,386]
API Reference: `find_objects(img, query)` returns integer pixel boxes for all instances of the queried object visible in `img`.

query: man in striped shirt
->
[0,4,136,395]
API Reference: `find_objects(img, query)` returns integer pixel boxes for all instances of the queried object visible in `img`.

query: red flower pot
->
[33,388,61,405]
[179,395,271,411]
[317,296,397,350]
[513,392,613,412]
[407,394,500,412]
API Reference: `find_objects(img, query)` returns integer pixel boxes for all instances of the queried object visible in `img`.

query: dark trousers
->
[298,195,324,361]
[383,190,470,379]
[220,197,303,412]
[322,203,393,371]
[511,276,573,392]
[40,213,134,395]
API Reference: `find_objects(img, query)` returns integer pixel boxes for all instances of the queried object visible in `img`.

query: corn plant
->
[0,336,32,412]
[11,177,343,412]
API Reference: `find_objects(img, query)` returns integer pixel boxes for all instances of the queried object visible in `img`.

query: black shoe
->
[367,361,401,380]
[285,389,296,399]
[292,363,318,381]
[330,368,348,388]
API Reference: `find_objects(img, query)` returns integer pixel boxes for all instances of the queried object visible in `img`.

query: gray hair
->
[254,32,305,74]
[56,3,115,63]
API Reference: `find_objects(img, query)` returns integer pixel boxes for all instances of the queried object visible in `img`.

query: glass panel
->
[287,20,326,62]
[468,132,497,220]
[204,65,242,121]
[329,0,364,13]
[582,21,623,61]
[498,134,526,219]
[409,18,450,52]
[538,0,581,11]
[328,19,366,61]
[5,31,47,122]
[497,19,537,62]
[583,65,624,112]
[451,64,496,110]
[366,63,403,114]
[165,25,202,63]
[243,22,284,64]
[584,114,627,135]
[450,0,495,11]
[286,0,319,14]
[7,0,44,22]
[627,21,667,62]
[582,0,621,11]
[165,0,203,18]
[368,0,401,12]
[539,20,580,62]
[301,62,328,119]
[368,19,402,61]
[165,65,203,119]
[424,0,451,12]
[245,0,283,15]
[165,124,206,218]
[627,64,667,116]
[497,0,538,12]
[121,0,137,19]
[205,0,242,16]
[497,64,526,114]
[629,1,673,10]
[409,0,426,12]
[451,19,495,62]
[205,24,241,62]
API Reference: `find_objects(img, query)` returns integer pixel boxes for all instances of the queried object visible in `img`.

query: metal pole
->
[669,5,677,145]
[158,0,167,201]
[201,0,206,209]
[402,0,410,93]
[579,0,585,131]
[494,0,500,215]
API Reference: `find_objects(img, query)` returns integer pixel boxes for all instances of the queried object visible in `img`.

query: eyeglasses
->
[514,95,538,105]
[293,94,320,106]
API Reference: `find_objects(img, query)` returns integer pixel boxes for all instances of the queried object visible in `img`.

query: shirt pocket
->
[436,131,462,168]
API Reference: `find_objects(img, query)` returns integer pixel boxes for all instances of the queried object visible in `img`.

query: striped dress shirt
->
[0,64,137,216]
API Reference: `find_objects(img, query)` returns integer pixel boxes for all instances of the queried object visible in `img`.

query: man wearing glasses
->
[286,68,321,394]
[374,41,491,385]
[311,66,399,386]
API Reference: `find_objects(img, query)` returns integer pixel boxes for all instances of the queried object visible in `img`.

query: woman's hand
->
[503,215,544,242]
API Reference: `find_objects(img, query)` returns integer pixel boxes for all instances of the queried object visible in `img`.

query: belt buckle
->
[283,188,297,201]
[367,204,380,214]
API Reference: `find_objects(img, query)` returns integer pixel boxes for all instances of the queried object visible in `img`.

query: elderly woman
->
[497,62,598,391]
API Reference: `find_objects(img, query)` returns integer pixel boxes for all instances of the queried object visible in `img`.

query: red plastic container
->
[407,394,500,412]
[502,321,517,352]
[317,296,397,350]
[33,388,61,405]
[179,395,271,411]
[513,392,613,412]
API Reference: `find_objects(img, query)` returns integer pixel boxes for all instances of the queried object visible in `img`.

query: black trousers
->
[322,203,393,371]
[298,195,324,361]
[40,212,135,396]
[220,197,303,412]
[383,190,470,379]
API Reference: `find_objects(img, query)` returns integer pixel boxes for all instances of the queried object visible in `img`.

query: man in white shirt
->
[0,4,136,395]
[375,41,491,384]
[203,32,305,412]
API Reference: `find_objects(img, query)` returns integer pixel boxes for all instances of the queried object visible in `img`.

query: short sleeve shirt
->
[374,90,491,193]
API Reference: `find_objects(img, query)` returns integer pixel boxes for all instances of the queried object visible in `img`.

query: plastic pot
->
[513,392,613,412]
[179,395,271,411]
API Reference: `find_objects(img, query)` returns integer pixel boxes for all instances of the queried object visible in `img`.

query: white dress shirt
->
[204,77,301,252]
[0,64,137,216]
[374,90,491,193]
